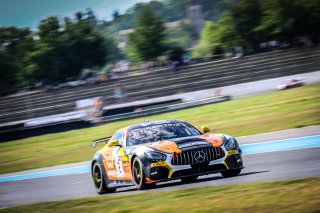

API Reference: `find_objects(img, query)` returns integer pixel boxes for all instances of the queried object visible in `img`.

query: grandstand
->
[0,47,320,124]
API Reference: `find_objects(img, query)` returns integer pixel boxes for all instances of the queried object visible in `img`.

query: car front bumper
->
[144,150,243,182]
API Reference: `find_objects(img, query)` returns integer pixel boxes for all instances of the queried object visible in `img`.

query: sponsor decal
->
[25,112,86,127]
[108,170,117,176]
[178,141,208,148]
[227,150,238,156]
[113,147,124,177]
[145,123,183,130]
[106,160,114,169]
[151,171,158,175]
[151,161,167,168]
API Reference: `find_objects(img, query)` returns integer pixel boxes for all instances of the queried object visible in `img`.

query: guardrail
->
[98,96,230,123]
[0,95,230,142]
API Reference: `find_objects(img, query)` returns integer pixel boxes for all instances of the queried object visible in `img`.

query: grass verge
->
[0,84,319,174]
[1,177,320,212]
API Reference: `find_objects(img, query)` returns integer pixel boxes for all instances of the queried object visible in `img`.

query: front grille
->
[171,147,225,165]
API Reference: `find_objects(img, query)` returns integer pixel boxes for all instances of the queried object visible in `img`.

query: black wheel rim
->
[133,161,142,184]
[93,165,102,188]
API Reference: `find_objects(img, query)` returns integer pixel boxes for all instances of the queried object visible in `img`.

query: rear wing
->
[92,137,111,148]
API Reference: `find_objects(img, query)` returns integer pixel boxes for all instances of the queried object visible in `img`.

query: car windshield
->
[126,122,201,146]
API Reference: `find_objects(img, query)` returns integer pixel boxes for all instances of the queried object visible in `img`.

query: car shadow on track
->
[116,170,269,193]
[156,170,269,188]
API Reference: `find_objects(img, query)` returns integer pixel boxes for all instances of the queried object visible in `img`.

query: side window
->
[113,131,123,146]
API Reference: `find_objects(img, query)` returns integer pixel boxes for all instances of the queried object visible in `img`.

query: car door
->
[106,130,131,180]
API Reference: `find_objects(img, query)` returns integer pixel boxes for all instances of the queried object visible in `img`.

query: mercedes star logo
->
[194,151,205,163]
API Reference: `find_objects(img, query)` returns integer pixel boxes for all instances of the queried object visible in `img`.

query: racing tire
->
[221,169,241,178]
[132,157,147,190]
[92,162,116,194]
[180,176,198,183]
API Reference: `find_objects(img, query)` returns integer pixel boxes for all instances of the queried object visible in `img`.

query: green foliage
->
[202,0,237,20]
[0,14,117,93]
[127,5,167,61]
[0,0,237,90]
[166,21,197,49]
[192,15,242,58]
[228,0,263,48]
[2,0,320,91]
[193,0,320,57]
[0,27,34,92]
[192,21,221,58]
[0,50,19,93]
[193,0,263,57]
[103,0,231,36]
[218,12,244,49]
[257,0,320,41]
[27,15,115,84]
[38,16,60,40]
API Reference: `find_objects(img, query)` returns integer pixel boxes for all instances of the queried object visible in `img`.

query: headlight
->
[225,138,237,151]
[145,151,166,162]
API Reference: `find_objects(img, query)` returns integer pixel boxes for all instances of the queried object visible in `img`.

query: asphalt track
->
[1,127,320,208]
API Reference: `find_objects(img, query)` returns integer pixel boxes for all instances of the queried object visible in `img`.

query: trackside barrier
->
[0,96,230,142]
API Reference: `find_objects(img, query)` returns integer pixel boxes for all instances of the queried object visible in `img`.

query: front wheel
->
[221,169,241,178]
[92,162,116,194]
[132,157,147,190]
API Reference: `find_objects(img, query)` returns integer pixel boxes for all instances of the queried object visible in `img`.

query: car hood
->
[137,134,224,154]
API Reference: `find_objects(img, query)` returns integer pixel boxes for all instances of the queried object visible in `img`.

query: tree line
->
[0,0,232,93]
[193,0,320,57]
[1,0,319,94]
[0,11,117,93]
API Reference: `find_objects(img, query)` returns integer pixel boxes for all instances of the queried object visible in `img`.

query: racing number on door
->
[105,130,131,180]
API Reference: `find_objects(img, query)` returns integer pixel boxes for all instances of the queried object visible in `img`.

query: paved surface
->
[2,125,319,180]
[0,127,319,208]
[237,125,320,144]
[1,147,319,208]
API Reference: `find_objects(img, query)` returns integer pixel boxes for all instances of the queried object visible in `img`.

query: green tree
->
[192,21,222,58]
[38,16,60,40]
[0,50,19,94]
[192,12,243,58]
[127,5,167,61]
[257,0,320,44]
[227,0,263,49]
[28,15,114,83]
[166,22,197,49]
[218,11,244,49]
[0,26,34,92]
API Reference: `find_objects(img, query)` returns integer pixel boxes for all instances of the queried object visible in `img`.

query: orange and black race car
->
[91,120,243,193]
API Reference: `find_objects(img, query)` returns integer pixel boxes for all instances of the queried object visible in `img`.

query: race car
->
[91,120,243,194]
[276,79,305,90]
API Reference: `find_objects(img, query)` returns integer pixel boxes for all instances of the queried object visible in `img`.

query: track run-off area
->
[0,126,319,208]
[1,135,320,183]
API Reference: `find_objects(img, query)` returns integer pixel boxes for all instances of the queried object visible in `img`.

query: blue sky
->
[0,0,151,29]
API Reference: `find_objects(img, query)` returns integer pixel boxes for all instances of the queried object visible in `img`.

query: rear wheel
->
[132,157,146,190]
[92,162,116,194]
[221,169,241,178]
[181,176,198,183]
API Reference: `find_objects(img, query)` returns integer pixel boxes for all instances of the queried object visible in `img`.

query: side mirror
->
[108,139,119,147]
[200,126,210,134]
